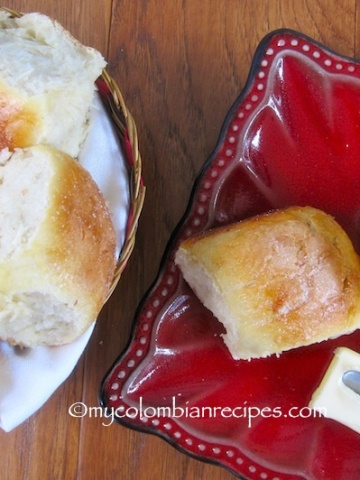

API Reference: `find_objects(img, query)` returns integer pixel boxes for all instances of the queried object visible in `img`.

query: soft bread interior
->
[176,248,247,353]
[0,292,83,346]
[0,147,48,259]
[176,248,268,359]
[0,12,103,95]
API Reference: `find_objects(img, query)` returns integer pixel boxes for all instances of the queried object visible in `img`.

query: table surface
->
[2,1,360,479]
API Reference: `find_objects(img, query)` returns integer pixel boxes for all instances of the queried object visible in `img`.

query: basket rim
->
[97,70,145,299]
[0,6,146,299]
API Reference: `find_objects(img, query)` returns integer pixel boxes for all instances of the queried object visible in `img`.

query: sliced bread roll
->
[0,10,106,157]
[0,145,116,346]
[175,206,360,360]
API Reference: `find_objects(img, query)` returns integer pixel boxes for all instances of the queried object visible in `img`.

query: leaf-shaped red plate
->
[100,30,360,480]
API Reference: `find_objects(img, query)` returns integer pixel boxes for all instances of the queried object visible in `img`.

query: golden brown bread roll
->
[0,11,106,157]
[0,145,116,346]
[175,206,360,360]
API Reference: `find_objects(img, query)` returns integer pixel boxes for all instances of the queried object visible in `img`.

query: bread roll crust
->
[0,80,38,150]
[35,147,116,309]
[175,207,360,359]
[0,11,106,157]
[0,145,116,346]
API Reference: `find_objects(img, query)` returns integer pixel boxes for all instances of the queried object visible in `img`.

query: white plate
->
[0,93,130,432]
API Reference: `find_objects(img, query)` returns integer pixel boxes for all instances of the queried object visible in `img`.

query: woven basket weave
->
[0,7,145,300]
[96,71,145,298]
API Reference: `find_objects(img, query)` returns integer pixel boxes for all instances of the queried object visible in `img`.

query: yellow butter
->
[309,347,360,434]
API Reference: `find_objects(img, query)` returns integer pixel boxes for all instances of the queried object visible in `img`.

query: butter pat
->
[309,347,360,434]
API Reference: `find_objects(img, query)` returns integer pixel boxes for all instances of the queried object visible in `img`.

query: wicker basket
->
[0,7,145,300]
[96,71,145,298]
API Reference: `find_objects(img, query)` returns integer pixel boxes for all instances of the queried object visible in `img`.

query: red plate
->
[100,30,360,480]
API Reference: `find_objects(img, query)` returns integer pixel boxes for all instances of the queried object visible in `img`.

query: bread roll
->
[0,11,106,157]
[0,145,116,346]
[175,206,360,360]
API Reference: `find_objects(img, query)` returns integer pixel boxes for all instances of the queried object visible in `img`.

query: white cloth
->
[0,93,129,431]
